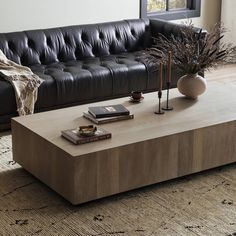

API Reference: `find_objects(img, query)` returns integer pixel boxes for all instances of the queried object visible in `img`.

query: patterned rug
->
[1,134,236,236]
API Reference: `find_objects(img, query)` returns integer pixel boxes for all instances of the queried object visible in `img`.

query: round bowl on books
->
[78,125,97,137]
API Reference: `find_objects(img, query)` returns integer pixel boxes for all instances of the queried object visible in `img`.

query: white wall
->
[0,0,139,33]
[173,0,222,31]
[0,0,221,33]
[221,0,236,44]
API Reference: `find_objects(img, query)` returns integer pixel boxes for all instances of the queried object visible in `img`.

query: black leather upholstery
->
[0,19,150,66]
[0,19,183,128]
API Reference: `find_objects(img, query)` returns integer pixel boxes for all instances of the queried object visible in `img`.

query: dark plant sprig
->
[137,47,164,72]
[145,22,236,75]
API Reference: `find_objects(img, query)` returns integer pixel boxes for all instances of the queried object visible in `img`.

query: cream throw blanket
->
[0,50,43,115]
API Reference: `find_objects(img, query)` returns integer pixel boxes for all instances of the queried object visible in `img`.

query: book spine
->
[98,114,134,124]
[77,133,111,144]
[61,133,77,144]
[83,113,99,124]
[88,110,130,118]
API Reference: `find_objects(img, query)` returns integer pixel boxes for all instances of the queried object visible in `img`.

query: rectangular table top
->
[12,82,236,157]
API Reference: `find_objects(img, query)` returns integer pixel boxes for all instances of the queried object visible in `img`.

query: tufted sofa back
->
[0,19,150,67]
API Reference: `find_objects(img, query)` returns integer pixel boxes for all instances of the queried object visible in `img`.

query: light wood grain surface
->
[12,81,236,157]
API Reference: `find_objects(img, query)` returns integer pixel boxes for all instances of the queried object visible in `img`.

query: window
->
[140,0,201,20]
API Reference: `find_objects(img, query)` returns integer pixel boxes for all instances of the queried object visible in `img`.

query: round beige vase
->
[177,73,207,99]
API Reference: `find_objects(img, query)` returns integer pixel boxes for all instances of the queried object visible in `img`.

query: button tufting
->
[115,31,120,39]
[28,39,35,49]
[131,29,136,36]
[8,41,16,52]
[92,47,98,56]
[64,35,70,45]
[99,32,104,40]
[81,33,88,42]
[0,19,166,122]
[46,37,52,47]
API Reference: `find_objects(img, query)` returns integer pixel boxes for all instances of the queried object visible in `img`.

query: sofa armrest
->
[150,19,206,39]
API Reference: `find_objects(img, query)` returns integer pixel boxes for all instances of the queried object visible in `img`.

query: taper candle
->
[167,51,172,83]
[159,62,163,92]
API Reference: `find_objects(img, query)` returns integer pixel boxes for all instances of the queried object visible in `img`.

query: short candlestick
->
[162,81,173,111]
[155,91,165,115]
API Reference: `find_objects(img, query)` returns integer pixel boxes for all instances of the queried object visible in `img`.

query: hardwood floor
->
[206,64,236,84]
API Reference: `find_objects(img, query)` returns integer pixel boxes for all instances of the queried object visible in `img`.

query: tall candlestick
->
[159,62,163,92]
[167,51,172,83]
[155,61,164,115]
[162,51,173,111]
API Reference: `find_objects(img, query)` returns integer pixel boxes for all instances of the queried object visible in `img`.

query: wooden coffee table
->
[11,82,236,204]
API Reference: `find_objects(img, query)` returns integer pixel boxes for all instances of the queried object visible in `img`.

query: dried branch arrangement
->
[146,22,236,75]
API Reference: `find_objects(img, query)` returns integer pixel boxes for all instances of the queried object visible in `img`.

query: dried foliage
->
[142,47,164,71]
[146,22,236,74]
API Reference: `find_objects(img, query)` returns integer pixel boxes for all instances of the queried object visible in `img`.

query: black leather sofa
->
[0,19,185,130]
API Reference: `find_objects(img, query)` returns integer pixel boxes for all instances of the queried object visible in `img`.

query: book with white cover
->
[83,112,134,124]
[88,104,130,118]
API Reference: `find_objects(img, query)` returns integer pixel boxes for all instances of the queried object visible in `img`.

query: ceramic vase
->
[177,73,207,99]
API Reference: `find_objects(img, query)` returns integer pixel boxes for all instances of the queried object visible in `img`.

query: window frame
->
[140,0,201,21]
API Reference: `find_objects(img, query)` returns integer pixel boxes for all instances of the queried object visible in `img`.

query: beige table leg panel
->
[73,121,236,204]
[12,120,75,202]
[12,119,236,205]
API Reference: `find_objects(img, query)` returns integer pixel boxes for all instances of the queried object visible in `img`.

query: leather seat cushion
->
[0,51,153,116]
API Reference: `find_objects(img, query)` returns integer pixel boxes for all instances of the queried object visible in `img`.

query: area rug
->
[1,134,236,236]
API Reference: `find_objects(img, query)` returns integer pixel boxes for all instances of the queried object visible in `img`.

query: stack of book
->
[61,126,111,145]
[83,104,134,124]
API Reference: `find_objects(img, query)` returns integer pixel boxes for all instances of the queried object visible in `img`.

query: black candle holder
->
[162,81,173,111]
[155,91,165,115]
